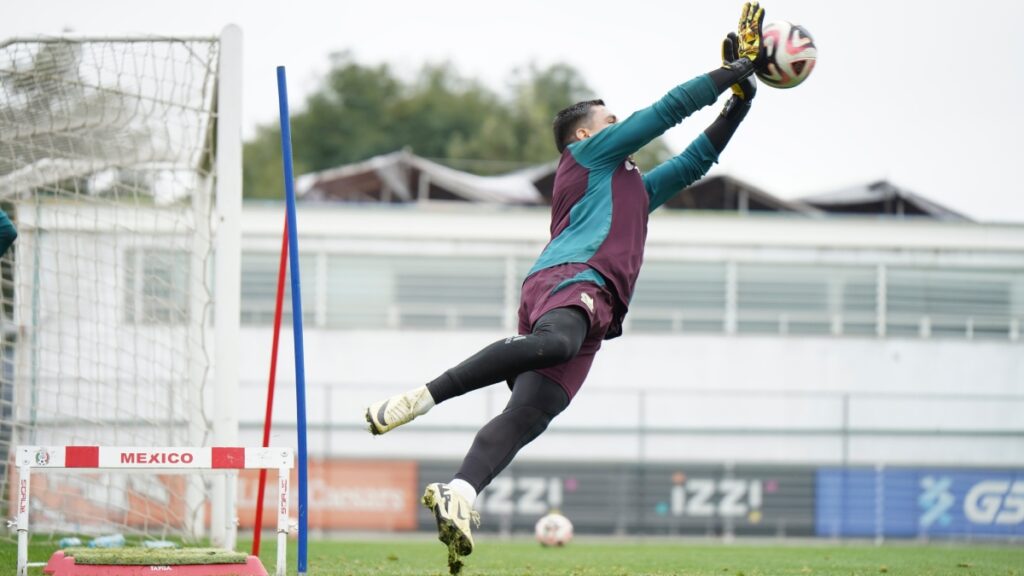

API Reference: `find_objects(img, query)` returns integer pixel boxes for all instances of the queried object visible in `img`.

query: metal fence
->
[238,253,1024,342]
[239,380,1024,466]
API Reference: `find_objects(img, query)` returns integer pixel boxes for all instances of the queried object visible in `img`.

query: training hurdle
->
[15,446,294,576]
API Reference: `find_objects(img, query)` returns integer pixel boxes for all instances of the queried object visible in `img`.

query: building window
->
[631,262,727,333]
[124,249,189,325]
[326,255,505,330]
[886,268,1021,340]
[240,252,317,326]
[737,264,876,336]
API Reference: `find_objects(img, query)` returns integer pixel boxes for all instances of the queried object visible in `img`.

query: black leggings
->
[424,307,587,493]
[454,370,569,493]
[426,307,588,402]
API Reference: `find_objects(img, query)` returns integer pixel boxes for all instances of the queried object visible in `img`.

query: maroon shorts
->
[517,263,615,400]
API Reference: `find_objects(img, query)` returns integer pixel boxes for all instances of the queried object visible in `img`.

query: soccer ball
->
[534,512,574,547]
[756,21,817,89]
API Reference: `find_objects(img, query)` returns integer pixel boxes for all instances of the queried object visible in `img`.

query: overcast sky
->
[5,1,1023,222]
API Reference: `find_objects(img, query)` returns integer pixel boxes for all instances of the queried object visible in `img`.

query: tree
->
[242,54,673,198]
[445,63,594,172]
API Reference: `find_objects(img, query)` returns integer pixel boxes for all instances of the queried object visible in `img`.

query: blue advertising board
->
[817,467,1024,538]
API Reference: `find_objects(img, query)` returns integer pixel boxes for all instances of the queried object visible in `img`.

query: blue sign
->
[816,467,1024,538]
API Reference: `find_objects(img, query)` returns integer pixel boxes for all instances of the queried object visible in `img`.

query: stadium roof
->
[296,150,963,220]
[296,149,543,205]
[648,174,819,214]
[798,180,971,221]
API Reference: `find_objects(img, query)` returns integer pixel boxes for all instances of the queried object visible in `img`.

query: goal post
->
[212,23,244,551]
[0,27,244,547]
[15,446,293,576]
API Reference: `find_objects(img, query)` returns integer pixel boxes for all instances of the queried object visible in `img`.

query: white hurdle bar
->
[15,446,294,576]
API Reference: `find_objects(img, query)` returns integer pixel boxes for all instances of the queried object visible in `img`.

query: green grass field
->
[4,538,1022,576]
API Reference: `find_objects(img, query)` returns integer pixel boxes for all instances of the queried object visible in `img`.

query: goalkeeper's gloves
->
[719,2,764,93]
[722,32,757,102]
[737,1,766,66]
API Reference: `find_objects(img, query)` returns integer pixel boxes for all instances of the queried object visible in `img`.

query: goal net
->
[0,31,240,543]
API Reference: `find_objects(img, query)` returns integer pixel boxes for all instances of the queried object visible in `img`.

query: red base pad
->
[43,551,269,576]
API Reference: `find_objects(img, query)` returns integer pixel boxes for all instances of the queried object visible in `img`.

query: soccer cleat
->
[365,387,431,435]
[422,482,480,562]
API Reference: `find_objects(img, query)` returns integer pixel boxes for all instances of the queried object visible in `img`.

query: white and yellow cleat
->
[422,482,480,565]
[365,387,432,435]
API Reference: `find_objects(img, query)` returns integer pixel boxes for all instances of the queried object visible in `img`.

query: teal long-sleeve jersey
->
[526,74,721,336]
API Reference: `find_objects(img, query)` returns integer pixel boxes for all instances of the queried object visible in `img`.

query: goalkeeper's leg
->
[453,370,570,492]
[422,370,570,557]
[365,307,586,435]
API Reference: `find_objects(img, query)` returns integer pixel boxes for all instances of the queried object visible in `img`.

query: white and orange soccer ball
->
[535,511,574,547]
[756,20,817,89]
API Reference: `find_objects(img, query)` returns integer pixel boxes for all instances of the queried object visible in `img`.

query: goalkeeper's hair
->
[553,99,604,154]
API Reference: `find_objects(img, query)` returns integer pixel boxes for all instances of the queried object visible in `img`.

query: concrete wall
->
[237,328,1024,467]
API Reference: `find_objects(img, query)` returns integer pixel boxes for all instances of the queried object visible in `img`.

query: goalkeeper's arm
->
[705,1,764,99]
[643,32,759,212]
[642,97,753,212]
[573,2,764,171]
[703,1,763,150]
[705,30,757,154]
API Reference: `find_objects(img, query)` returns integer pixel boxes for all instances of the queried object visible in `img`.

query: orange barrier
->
[240,459,418,531]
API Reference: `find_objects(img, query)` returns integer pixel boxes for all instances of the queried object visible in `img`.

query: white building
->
[235,200,1024,469]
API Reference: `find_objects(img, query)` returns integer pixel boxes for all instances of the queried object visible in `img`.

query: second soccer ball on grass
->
[535,512,574,547]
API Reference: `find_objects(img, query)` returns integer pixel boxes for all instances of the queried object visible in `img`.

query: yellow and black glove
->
[737,1,766,66]
[719,2,764,89]
[722,32,756,102]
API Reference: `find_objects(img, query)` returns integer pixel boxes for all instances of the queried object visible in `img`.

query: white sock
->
[412,386,435,416]
[448,478,478,508]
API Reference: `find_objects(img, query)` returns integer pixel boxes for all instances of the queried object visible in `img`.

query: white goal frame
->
[1,25,245,548]
[15,446,292,576]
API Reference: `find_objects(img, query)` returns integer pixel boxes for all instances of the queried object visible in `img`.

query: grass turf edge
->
[61,547,249,565]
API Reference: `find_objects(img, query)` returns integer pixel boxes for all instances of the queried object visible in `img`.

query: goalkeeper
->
[365,2,767,566]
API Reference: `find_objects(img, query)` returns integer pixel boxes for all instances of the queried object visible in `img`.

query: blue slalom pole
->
[276,65,309,575]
